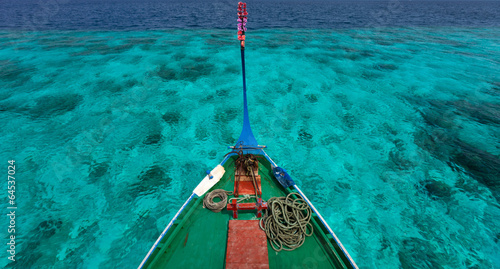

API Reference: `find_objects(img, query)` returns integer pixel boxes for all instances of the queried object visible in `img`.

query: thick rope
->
[259,193,314,251]
[229,194,255,204]
[203,189,232,213]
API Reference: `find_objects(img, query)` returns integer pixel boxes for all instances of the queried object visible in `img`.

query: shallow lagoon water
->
[1,28,500,268]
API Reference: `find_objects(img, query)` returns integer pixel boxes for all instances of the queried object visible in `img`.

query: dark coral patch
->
[156,65,177,81]
[131,165,172,195]
[15,219,63,268]
[141,165,165,181]
[192,56,209,62]
[374,63,398,71]
[482,81,500,97]
[398,237,442,269]
[418,107,455,129]
[360,50,375,57]
[361,69,384,80]
[86,43,134,55]
[345,53,362,61]
[30,93,83,118]
[452,100,500,126]
[414,117,500,201]
[180,62,215,82]
[214,107,238,124]
[124,79,138,88]
[69,49,94,56]
[172,52,186,61]
[35,219,63,239]
[162,111,182,125]
[342,112,358,129]
[89,162,109,180]
[126,37,156,45]
[422,180,452,200]
[0,60,36,86]
[216,88,230,97]
[305,94,318,103]
[95,79,123,93]
[195,124,209,141]
[298,129,313,141]
[144,134,162,145]
[451,140,500,191]
[223,64,240,74]
[388,149,415,170]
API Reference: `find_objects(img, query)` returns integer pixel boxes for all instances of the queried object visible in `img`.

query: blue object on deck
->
[272,167,295,189]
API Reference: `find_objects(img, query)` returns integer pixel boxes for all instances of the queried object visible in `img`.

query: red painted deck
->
[225,220,269,269]
[235,179,262,196]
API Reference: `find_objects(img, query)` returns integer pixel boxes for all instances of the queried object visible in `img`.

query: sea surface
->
[1,1,500,269]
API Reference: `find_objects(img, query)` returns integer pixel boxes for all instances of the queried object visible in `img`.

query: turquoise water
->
[1,28,499,268]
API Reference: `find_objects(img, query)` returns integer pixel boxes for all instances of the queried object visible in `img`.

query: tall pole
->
[235,2,258,149]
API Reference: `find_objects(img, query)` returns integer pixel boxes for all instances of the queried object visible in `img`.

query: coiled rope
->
[259,193,313,251]
[203,189,232,213]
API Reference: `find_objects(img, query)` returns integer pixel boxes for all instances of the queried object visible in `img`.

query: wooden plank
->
[226,220,269,269]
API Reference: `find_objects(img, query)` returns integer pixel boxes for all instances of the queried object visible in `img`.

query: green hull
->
[139,153,357,269]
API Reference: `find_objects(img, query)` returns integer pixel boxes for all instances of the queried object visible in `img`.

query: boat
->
[138,3,358,269]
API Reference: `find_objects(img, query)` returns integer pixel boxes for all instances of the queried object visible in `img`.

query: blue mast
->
[235,48,258,148]
[234,2,259,152]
